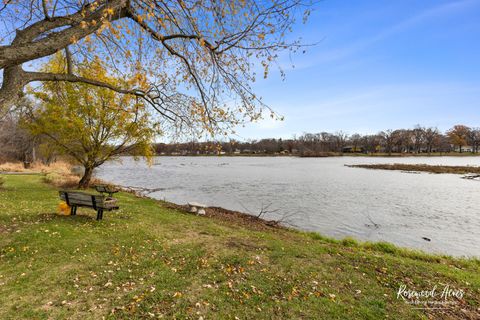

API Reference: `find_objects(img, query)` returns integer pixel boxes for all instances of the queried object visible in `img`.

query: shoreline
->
[109,182,288,232]
[3,162,479,258]
[1,174,480,319]
[109,180,479,260]
[4,170,474,260]
[151,152,480,158]
[152,199,480,260]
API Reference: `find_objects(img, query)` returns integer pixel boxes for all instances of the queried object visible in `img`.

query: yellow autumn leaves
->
[58,201,71,215]
[24,53,159,180]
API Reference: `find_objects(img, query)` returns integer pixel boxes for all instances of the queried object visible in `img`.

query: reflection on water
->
[97,156,480,257]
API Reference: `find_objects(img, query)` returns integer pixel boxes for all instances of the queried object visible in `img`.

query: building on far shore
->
[452,145,475,153]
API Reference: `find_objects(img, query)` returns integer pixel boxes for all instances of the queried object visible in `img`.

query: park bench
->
[59,191,119,220]
[95,184,119,197]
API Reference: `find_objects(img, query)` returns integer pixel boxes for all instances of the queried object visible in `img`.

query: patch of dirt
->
[0,224,14,234]
[225,237,265,250]
[37,212,95,222]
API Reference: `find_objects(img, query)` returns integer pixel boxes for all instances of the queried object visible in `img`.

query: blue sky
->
[236,0,480,140]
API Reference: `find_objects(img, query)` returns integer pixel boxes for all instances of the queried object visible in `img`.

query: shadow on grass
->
[37,212,96,222]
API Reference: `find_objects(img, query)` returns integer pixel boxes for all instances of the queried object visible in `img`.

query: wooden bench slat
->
[59,192,116,208]
[59,191,119,220]
[60,193,103,202]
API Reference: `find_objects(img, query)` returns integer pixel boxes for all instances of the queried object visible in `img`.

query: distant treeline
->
[154,125,480,156]
[2,118,479,164]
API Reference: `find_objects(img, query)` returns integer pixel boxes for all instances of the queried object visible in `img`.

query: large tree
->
[422,127,440,154]
[379,129,394,155]
[447,125,471,153]
[411,125,424,153]
[25,54,159,188]
[0,0,311,135]
[467,127,480,153]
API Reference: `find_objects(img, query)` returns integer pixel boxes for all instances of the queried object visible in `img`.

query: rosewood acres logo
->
[397,284,465,309]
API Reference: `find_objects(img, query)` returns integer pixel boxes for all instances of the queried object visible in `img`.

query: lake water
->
[97,156,480,257]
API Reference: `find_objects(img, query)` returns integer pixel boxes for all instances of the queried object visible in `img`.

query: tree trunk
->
[0,65,28,109]
[78,166,94,189]
[31,145,36,162]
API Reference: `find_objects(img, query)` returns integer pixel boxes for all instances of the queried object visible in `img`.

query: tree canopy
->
[447,125,470,152]
[0,0,312,136]
[25,53,159,187]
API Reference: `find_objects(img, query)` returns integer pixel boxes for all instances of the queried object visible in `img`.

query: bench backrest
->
[95,185,117,193]
[59,191,108,209]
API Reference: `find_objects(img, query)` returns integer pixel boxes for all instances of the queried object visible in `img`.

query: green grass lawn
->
[0,175,479,319]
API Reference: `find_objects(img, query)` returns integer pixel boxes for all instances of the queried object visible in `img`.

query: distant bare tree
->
[350,133,362,152]
[423,127,440,154]
[412,125,425,153]
[437,134,453,153]
[400,129,414,153]
[467,128,480,153]
[0,101,37,163]
[361,134,381,153]
[391,129,406,153]
[334,131,348,152]
[319,132,333,152]
[379,130,394,155]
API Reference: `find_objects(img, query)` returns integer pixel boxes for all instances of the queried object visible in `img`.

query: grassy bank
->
[0,161,80,187]
[0,175,479,319]
[347,163,480,174]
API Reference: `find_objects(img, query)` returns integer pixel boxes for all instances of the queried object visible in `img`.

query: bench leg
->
[96,209,103,220]
[70,206,77,215]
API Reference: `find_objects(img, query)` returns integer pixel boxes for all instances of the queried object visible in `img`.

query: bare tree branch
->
[64,46,73,75]
[0,0,314,136]
[41,0,51,20]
